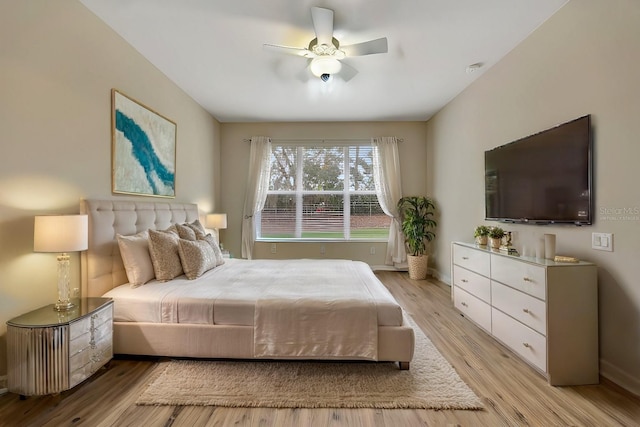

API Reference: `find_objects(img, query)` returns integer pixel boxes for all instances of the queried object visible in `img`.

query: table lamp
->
[34,215,88,311]
[206,213,227,248]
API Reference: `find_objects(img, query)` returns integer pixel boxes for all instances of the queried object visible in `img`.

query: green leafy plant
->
[474,225,491,238]
[488,226,505,239]
[397,196,437,256]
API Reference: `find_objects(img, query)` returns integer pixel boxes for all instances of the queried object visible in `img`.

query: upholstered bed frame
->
[80,199,415,368]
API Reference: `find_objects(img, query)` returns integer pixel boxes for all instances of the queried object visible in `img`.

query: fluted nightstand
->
[6,297,113,397]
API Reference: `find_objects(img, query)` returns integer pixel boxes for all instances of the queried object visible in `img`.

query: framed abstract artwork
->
[111,89,176,198]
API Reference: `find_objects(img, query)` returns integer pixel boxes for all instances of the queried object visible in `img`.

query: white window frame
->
[256,142,388,242]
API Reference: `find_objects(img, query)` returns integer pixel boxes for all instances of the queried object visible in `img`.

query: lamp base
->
[54,300,75,311]
[54,253,74,312]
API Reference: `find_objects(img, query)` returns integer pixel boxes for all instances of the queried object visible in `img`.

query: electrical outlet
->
[592,233,613,252]
[270,243,277,254]
[370,246,376,255]
[320,245,325,255]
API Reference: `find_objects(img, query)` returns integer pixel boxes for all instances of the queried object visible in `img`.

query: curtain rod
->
[243,137,403,143]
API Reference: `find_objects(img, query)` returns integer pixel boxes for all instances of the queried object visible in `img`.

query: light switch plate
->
[592,233,613,251]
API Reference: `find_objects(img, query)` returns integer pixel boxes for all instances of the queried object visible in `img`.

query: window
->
[257,142,391,240]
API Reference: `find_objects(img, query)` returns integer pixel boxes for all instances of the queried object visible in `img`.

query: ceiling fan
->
[264,7,388,82]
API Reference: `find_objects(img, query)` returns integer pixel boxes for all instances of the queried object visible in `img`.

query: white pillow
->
[116,230,155,287]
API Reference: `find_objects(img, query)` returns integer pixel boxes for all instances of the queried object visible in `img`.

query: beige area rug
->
[135,318,483,410]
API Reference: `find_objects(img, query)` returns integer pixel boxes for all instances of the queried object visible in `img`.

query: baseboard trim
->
[600,359,640,398]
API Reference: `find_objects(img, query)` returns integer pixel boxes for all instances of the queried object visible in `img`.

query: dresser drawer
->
[69,334,112,372]
[69,344,113,388]
[453,265,491,303]
[70,304,112,340]
[492,308,547,373]
[491,255,546,300]
[453,244,490,277]
[492,281,547,335]
[454,287,491,333]
[70,317,112,356]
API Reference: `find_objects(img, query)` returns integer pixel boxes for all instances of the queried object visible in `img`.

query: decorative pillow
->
[177,239,217,279]
[148,228,184,281]
[116,230,154,287]
[185,219,207,239]
[175,223,197,241]
[200,233,225,266]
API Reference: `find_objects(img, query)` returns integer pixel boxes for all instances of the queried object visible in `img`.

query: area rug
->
[135,318,483,410]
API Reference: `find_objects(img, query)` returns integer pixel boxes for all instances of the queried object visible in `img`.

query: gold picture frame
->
[111,89,176,198]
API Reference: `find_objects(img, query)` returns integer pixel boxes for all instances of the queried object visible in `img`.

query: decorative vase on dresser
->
[451,242,598,386]
[6,297,113,397]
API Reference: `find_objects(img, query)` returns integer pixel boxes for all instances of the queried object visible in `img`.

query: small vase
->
[544,234,556,260]
[489,237,502,249]
[476,236,488,246]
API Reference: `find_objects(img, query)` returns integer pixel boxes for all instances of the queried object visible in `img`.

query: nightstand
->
[6,297,113,397]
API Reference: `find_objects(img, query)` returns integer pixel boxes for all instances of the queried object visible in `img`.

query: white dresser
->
[7,298,113,397]
[451,242,598,386]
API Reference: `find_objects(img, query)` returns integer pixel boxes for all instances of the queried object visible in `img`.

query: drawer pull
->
[523,342,531,348]
[522,308,530,314]
[462,256,469,260]
[461,302,468,307]
[461,279,468,283]
[523,277,533,282]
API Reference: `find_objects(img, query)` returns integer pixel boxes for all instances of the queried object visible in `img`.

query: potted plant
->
[397,196,437,280]
[488,226,505,249]
[474,225,490,246]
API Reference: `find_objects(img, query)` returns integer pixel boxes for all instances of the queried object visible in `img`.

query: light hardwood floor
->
[1,272,639,426]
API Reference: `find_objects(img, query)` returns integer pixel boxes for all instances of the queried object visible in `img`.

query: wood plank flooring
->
[1,272,639,426]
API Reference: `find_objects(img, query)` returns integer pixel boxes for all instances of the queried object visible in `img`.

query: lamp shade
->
[34,215,88,253]
[206,213,227,229]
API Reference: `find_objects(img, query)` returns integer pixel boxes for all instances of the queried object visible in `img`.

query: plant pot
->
[475,236,488,246]
[407,254,429,280]
[489,237,502,249]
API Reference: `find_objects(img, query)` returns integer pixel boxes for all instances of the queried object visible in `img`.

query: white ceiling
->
[79,0,567,123]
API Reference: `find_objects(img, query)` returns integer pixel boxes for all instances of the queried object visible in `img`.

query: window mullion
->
[343,146,350,240]
[295,146,303,238]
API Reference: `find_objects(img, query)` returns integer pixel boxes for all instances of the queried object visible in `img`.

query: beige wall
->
[220,122,429,266]
[427,0,640,394]
[0,1,220,374]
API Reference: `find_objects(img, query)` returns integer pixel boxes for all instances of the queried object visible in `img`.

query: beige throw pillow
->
[186,219,207,237]
[116,230,155,287]
[148,228,183,281]
[177,239,217,279]
[175,223,197,241]
[200,233,225,266]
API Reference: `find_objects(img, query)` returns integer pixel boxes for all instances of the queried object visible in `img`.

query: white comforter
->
[104,258,402,361]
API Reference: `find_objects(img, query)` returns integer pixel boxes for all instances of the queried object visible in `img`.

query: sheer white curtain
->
[372,137,406,265]
[241,136,272,259]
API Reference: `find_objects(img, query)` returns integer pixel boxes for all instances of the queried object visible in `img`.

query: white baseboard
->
[430,267,451,286]
[600,359,640,397]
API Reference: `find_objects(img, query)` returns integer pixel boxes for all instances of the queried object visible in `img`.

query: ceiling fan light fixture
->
[310,57,342,78]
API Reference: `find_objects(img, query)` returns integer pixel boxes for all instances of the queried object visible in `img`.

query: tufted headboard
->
[80,199,200,298]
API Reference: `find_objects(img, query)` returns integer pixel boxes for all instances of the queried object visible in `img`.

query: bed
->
[80,199,415,369]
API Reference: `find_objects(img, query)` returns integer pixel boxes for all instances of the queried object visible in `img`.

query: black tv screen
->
[485,115,592,225]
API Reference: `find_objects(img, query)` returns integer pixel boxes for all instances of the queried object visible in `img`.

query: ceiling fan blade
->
[311,7,334,46]
[263,44,315,58]
[341,37,388,56]
[338,61,359,82]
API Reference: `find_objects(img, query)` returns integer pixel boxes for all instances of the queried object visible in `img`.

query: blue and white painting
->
[112,90,176,197]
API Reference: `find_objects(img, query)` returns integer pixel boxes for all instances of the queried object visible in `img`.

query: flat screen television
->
[484,115,592,225]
